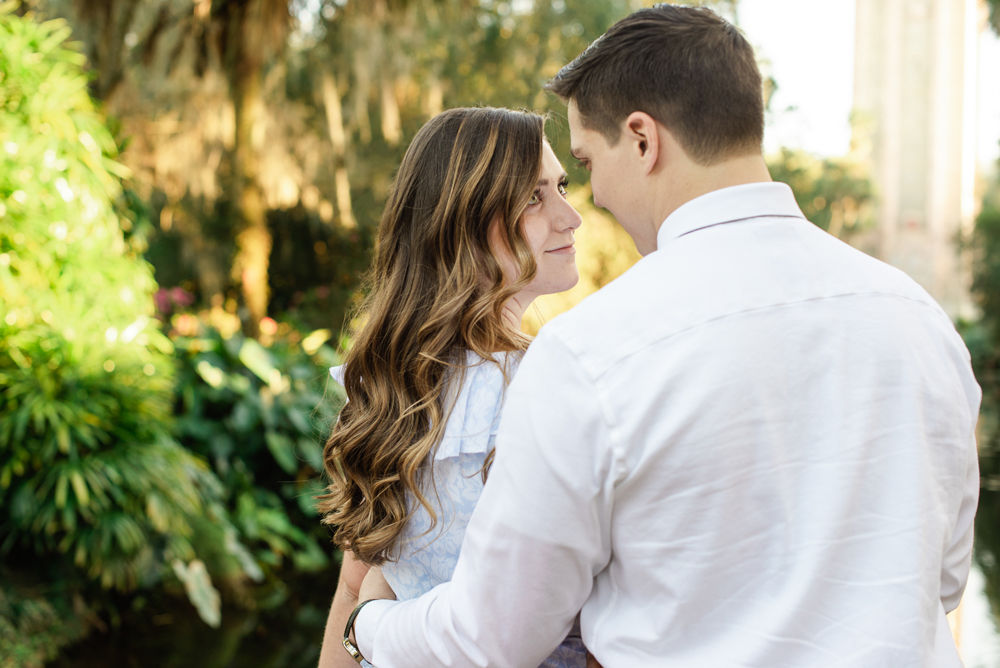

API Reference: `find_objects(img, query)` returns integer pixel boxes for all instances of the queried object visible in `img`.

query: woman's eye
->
[558,182,568,197]
[528,192,540,205]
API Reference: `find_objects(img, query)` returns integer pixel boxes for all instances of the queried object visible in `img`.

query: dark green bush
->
[169,315,343,580]
[963,206,1000,452]
[0,3,251,651]
[962,194,1000,631]
[0,12,346,658]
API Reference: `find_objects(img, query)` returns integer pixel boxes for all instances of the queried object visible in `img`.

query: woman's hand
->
[358,565,397,603]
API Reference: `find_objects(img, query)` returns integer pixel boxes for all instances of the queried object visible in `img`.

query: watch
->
[343,598,378,667]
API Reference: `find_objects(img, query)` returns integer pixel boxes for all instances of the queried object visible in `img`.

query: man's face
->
[567,100,652,253]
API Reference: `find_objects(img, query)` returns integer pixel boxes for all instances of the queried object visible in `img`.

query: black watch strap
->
[343,598,379,666]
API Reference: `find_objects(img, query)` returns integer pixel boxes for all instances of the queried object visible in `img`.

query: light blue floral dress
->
[331,351,586,668]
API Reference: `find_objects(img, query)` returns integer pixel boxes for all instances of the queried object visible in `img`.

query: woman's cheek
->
[522,213,550,255]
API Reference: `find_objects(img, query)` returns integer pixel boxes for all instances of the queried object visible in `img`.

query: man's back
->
[541,182,980,666]
[354,183,980,668]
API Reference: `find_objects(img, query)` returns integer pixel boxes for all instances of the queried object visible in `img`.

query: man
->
[349,5,981,666]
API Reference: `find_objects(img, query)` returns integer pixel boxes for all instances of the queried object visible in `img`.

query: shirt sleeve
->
[355,329,623,668]
[940,429,980,613]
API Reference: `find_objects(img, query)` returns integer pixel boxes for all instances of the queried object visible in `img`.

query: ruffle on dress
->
[328,351,518,462]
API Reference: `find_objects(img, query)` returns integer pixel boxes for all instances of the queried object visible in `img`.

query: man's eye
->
[576,159,590,171]
[528,192,540,205]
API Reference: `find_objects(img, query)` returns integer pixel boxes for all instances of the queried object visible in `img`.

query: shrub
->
[0,2,240,642]
[168,313,343,580]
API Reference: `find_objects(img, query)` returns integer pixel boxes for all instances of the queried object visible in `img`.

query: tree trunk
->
[322,72,356,229]
[380,74,401,147]
[70,0,145,101]
[228,0,277,338]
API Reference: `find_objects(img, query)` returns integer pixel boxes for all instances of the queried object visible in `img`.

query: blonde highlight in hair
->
[318,107,545,565]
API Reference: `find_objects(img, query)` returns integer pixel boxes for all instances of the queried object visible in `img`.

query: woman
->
[316,107,584,668]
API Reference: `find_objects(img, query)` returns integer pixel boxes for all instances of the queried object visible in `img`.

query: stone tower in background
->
[852,0,985,318]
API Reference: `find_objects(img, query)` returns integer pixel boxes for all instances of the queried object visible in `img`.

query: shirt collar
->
[655,182,805,249]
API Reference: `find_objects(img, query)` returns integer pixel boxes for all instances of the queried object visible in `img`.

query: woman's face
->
[508,141,583,301]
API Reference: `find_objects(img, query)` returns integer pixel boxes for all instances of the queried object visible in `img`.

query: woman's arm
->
[318,550,372,668]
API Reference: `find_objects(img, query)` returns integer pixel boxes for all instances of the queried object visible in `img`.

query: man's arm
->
[355,330,623,668]
[940,430,980,613]
[319,550,371,668]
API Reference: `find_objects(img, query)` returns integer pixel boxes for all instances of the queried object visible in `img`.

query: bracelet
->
[343,599,379,666]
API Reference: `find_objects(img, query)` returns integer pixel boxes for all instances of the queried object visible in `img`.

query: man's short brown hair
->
[545,4,764,166]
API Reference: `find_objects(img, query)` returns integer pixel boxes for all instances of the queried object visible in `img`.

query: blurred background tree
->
[0,0,894,666]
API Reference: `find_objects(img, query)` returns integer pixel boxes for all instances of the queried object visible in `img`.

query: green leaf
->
[285,406,312,435]
[56,422,70,453]
[54,473,68,509]
[239,339,276,383]
[195,360,226,388]
[296,436,324,472]
[69,470,89,507]
[264,431,298,475]
[146,493,169,533]
[294,477,325,517]
[229,400,258,433]
[224,529,264,583]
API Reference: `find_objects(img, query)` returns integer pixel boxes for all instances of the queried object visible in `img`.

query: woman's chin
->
[524,268,580,298]
[550,273,581,295]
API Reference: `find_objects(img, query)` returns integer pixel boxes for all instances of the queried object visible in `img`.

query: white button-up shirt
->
[356,182,981,668]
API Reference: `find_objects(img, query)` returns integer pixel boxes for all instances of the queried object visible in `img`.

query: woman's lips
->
[546,244,576,255]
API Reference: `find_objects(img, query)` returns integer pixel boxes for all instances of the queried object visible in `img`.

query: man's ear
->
[624,111,659,175]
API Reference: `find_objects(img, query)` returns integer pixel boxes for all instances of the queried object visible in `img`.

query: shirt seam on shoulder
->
[576,290,950,381]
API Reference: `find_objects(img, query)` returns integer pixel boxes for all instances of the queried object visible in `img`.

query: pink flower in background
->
[154,289,171,315]
[169,286,194,308]
[155,286,195,317]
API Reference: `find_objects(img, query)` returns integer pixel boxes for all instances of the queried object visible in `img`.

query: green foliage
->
[0,571,87,668]
[171,319,343,577]
[970,207,1000,339]
[766,148,875,239]
[0,2,244,634]
[962,188,1000,631]
[964,204,1000,474]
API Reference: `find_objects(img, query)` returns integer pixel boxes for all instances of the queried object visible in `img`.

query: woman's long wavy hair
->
[318,107,546,565]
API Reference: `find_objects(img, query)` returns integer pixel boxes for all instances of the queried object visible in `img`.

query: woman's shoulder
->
[327,351,519,394]
[328,350,522,460]
[435,350,521,460]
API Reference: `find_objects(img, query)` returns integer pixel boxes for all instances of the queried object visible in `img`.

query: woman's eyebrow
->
[537,172,568,187]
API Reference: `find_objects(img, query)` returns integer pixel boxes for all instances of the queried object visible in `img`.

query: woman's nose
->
[559,197,583,231]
